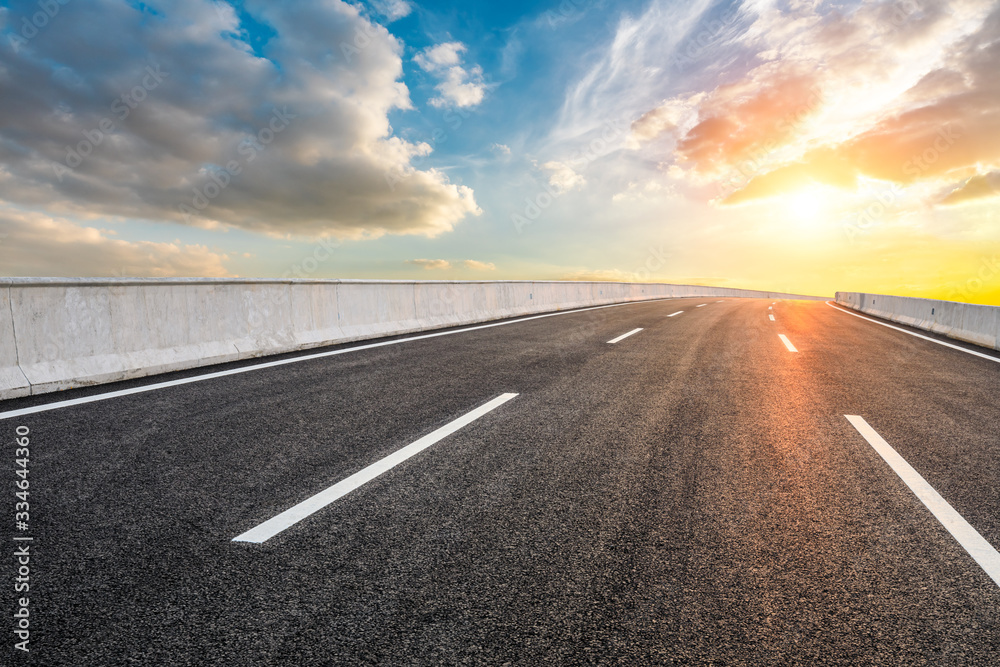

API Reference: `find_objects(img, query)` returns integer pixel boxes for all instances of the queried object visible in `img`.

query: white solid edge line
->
[778,334,798,352]
[845,415,1000,588]
[0,298,684,421]
[607,328,643,344]
[667,311,684,317]
[234,393,519,544]
[826,301,1000,365]
[769,314,776,321]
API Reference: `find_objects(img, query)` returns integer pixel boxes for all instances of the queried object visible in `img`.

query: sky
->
[1,0,999,303]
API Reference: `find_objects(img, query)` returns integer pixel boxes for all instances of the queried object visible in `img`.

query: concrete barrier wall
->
[0,287,29,398]
[835,292,1000,351]
[0,278,826,399]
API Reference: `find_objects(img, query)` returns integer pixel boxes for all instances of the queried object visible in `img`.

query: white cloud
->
[554,0,718,144]
[407,258,452,270]
[430,65,486,108]
[491,143,511,155]
[414,42,487,108]
[655,0,1000,204]
[560,269,637,282]
[0,0,479,240]
[542,161,586,193]
[941,171,1000,206]
[415,42,467,70]
[612,180,675,203]
[406,258,496,271]
[0,207,231,277]
[570,0,998,211]
[462,260,496,271]
[370,0,412,22]
[627,93,705,149]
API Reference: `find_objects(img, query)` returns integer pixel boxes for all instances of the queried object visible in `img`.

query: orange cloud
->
[720,149,857,205]
[941,171,1000,205]
[676,67,823,174]
[0,208,232,277]
[406,258,451,270]
[720,5,1000,204]
[624,1,1000,208]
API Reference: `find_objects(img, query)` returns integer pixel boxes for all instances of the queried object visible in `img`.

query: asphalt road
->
[5,297,1000,665]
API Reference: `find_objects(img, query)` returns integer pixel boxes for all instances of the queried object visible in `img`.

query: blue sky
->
[2,0,1000,302]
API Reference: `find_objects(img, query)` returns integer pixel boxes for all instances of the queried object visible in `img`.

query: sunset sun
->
[781,186,838,227]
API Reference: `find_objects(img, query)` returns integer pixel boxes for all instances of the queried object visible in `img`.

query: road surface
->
[4,297,1000,665]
